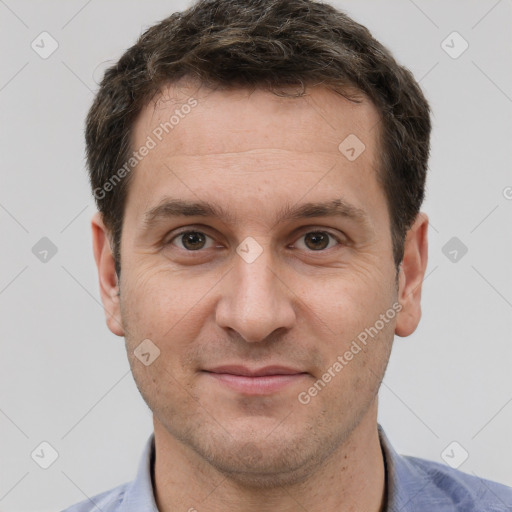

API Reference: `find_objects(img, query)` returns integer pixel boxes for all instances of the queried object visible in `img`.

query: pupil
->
[305,232,328,250]
[183,232,205,250]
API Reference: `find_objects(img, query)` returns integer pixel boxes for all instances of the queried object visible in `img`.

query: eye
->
[293,231,341,251]
[169,230,216,251]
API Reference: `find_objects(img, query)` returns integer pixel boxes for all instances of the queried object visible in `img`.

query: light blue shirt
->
[61,425,512,511]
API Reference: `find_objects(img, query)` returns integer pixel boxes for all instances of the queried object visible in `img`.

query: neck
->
[152,402,386,512]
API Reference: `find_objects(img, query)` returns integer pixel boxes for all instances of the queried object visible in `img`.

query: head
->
[90,0,430,487]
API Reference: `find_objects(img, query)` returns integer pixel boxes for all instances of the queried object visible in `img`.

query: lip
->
[202,365,308,395]
[205,365,305,377]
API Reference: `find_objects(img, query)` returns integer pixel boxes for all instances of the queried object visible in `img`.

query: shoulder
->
[403,455,512,511]
[60,433,157,511]
[60,482,129,512]
[379,424,512,511]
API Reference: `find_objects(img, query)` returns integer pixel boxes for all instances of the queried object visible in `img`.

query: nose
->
[215,247,296,343]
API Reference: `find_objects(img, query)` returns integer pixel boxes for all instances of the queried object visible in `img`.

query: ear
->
[395,212,429,337]
[91,212,125,337]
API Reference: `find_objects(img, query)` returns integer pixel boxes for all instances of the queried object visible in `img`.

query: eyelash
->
[166,227,345,252]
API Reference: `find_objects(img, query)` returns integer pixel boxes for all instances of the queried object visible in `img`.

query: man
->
[62,0,512,510]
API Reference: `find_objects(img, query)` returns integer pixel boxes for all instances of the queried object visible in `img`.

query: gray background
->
[0,0,511,510]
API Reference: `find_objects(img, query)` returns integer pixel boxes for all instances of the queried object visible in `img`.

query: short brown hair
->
[86,0,431,277]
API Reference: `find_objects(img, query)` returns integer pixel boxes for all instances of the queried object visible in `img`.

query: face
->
[93,80,427,486]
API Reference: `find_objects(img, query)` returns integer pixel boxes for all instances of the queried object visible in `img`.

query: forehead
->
[135,81,381,157]
[125,81,387,231]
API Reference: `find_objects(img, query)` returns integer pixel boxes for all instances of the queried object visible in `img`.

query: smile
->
[202,366,309,395]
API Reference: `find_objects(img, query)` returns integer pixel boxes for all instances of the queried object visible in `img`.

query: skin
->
[92,80,428,512]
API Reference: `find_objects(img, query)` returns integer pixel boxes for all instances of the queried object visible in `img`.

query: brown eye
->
[171,231,213,251]
[304,232,329,250]
[295,231,340,251]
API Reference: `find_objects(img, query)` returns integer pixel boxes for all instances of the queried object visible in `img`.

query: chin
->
[209,449,319,489]
[187,426,336,489]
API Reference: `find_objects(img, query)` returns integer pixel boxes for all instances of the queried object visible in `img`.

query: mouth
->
[201,365,309,395]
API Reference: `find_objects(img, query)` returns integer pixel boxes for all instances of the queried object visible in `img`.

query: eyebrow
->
[142,197,371,230]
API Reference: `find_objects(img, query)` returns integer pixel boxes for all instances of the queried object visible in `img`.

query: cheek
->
[123,265,192,321]
[120,264,220,355]
[298,267,392,333]
[297,267,396,389]
[310,316,394,419]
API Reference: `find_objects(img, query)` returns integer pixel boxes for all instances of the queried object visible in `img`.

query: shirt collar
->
[378,424,435,512]
[121,433,159,510]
